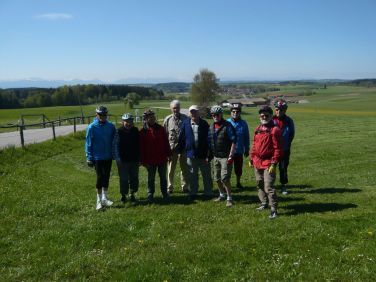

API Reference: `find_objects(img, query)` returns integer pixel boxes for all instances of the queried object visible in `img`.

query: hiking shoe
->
[129,194,136,202]
[189,194,197,201]
[182,188,189,193]
[256,204,267,211]
[281,186,288,195]
[102,199,113,207]
[96,201,103,211]
[167,187,174,194]
[147,195,154,203]
[269,210,278,219]
[236,183,243,189]
[214,196,226,202]
[120,195,127,204]
[226,200,234,207]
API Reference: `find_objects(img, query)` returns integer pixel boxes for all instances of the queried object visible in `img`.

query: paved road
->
[0,124,88,150]
[0,108,190,150]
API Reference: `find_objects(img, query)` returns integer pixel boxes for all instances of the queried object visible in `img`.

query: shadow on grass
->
[234,194,305,205]
[283,202,358,215]
[292,187,362,194]
[284,184,313,189]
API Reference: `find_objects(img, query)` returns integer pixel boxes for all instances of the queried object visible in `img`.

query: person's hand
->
[167,156,172,162]
[248,160,253,167]
[227,157,234,165]
[268,163,277,174]
[87,160,95,168]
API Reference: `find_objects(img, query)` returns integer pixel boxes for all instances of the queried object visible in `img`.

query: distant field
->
[0,85,375,280]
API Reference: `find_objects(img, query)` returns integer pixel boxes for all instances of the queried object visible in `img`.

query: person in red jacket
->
[250,105,283,219]
[140,109,172,203]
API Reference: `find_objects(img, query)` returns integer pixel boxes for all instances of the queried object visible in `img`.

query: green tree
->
[123,92,141,110]
[190,68,219,106]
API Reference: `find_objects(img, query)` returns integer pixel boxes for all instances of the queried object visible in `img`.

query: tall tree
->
[190,68,219,106]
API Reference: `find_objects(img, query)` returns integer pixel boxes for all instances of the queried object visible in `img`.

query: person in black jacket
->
[114,113,140,203]
[177,105,213,199]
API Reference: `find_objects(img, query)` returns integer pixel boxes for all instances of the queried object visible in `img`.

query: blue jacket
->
[85,118,116,161]
[177,118,210,159]
[227,118,250,155]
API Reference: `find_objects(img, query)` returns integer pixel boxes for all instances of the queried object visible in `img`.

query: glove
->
[227,157,234,165]
[268,163,277,174]
[87,160,95,168]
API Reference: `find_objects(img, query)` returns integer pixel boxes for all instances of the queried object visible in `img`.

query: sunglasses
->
[232,110,240,113]
[212,113,221,117]
[260,114,270,118]
[98,114,107,117]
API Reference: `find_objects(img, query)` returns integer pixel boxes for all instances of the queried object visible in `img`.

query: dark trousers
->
[95,160,113,189]
[279,150,290,185]
[117,161,139,195]
[233,154,243,177]
[146,163,168,196]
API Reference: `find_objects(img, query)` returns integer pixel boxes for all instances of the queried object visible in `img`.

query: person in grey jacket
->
[163,100,189,194]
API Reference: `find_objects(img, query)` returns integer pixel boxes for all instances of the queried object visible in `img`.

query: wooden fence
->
[0,115,119,148]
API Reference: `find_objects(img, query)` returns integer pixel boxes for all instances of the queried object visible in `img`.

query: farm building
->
[221,98,267,107]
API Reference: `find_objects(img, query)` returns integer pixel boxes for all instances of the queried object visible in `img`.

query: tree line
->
[0,85,164,109]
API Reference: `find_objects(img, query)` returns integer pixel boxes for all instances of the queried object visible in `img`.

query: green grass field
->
[1,86,376,280]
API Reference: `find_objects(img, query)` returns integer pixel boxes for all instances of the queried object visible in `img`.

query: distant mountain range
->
[0,78,183,88]
[2,78,374,89]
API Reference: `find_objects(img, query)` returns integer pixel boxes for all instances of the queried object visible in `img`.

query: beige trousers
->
[167,151,189,191]
[254,167,278,209]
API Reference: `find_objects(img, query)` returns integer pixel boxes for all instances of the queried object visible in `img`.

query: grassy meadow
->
[0,85,376,280]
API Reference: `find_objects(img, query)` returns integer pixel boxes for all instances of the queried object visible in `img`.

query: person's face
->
[259,112,272,125]
[97,113,107,123]
[212,112,222,123]
[190,110,199,120]
[231,109,241,120]
[275,108,286,118]
[123,119,134,129]
[146,114,156,126]
[171,104,180,116]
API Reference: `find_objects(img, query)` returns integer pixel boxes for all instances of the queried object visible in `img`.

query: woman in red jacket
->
[140,109,172,203]
[250,106,283,219]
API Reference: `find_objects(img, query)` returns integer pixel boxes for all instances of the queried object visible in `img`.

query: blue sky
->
[0,0,375,82]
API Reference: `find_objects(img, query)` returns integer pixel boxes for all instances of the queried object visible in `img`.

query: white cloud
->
[35,13,73,20]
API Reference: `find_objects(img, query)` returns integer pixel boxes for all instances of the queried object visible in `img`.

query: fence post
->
[20,126,25,148]
[73,118,76,133]
[52,122,56,140]
[42,115,46,128]
[58,116,61,126]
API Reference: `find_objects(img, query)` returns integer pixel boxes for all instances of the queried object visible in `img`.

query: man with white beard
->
[250,106,283,219]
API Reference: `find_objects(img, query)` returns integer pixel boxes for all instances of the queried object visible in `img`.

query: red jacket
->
[251,121,283,169]
[140,124,172,166]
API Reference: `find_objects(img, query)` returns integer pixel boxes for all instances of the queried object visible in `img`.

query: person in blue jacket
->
[177,105,213,199]
[227,103,250,189]
[85,106,116,210]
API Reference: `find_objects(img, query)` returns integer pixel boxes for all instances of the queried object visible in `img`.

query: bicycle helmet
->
[210,105,223,115]
[274,99,288,110]
[230,103,242,112]
[121,113,134,121]
[143,109,155,118]
[96,106,108,115]
[258,105,273,115]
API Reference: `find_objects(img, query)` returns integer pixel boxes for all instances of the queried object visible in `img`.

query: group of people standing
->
[85,99,294,219]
